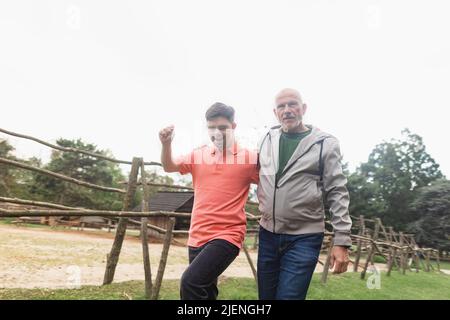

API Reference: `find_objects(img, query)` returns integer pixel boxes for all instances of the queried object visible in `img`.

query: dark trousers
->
[180,239,239,300]
[257,226,324,300]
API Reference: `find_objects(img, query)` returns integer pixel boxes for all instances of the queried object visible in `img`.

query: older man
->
[256,88,352,300]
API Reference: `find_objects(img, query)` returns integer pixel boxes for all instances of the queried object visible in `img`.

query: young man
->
[256,88,352,300]
[159,102,259,300]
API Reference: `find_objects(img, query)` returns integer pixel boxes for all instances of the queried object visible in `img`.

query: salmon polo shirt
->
[176,144,259,249]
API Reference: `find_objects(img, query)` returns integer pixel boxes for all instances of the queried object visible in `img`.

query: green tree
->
[29,139,125,210]
[0,139,16,196]
[348,129,443,229]
[407,179,450,251]
[347,171,385,218]
[0,139,45,199]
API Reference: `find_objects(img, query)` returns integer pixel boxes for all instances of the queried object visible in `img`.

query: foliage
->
[407,179,450,251]
[348,129,443,230]
[28,139,125,210]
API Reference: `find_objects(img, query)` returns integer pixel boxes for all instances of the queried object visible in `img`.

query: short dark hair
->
[205,102,235,122]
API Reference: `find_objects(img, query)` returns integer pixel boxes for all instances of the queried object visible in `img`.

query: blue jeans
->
[257,226,324,300]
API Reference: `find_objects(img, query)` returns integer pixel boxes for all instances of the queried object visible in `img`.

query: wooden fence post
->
[321,237,333,284]
[252,232,259,250]
[409,236,420,272]
[389,228,399,270]
[436,250,440,271]
[370,219,381,265]
[400,232,408,275]
[140,161,153,299]
[361,218,380,280]
[360,244,375,280]
[402,247,408,275]
[152,218,175,300]
[398,232,405,274]
[386,247,397,277]
[418,249,427,271]
[243,245,258,289]
[103,157,141,285]
[425,250,431,272]
[353,215,365,272]
[413,249,420,272]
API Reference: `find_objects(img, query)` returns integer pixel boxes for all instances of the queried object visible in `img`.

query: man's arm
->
[322,137,353,273]
[159,125,180,173]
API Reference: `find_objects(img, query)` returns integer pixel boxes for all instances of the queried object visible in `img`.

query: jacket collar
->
[270,125,331,177]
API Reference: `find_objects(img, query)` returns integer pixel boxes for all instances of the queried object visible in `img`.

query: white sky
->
[1,0,449,179]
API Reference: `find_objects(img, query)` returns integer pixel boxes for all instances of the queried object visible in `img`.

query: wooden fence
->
[0,127,445,298]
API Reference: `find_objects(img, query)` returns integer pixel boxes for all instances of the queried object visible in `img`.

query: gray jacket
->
[257,125,352,246]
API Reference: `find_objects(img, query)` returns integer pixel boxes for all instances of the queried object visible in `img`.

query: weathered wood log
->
[400,241,407,275]
[425,250,431,272]
[353,240,363,273]
[386,248,397,276]
[103,157,141,285]
[353,215,365,272]
[389,227,398,243]
[245,212,260,220]
[398,232,405,274]
[243,245,258,288]
[418,250,428,271]
[402,248,408,275]
[361,244,375,280]
[379,222,390,241]
[152,218,175,300]
[0,196,87,210]
[0,157,125,193]
[140,161,152,300]
[0,127,160,166]
[252,232,259,250]
[369,219,381,264]
[321,239,333,284]
[436,250,440,271]
[0,209,192,218]
[413,251,420,272]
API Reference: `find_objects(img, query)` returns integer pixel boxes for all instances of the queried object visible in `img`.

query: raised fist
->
[159,125,175,144]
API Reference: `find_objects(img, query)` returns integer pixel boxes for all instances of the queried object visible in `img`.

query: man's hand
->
[159,125,179,173]
[329,246,350,274]
[159,125,175,145]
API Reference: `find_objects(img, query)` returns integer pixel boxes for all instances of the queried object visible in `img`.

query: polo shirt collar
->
[210,143,240,156]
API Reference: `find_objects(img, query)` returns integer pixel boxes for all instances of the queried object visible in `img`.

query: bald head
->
[273,88,308,133]
[275,88,303,105]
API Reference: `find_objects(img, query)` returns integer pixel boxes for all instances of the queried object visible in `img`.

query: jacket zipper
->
[270,137,326,233]
[267,133,277,233]
[273,176,278,233]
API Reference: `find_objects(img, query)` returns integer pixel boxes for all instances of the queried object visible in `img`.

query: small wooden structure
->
[132,191,193,233]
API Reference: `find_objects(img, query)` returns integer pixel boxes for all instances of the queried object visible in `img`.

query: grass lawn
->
[431,260,450,270]
[1,271,449,300]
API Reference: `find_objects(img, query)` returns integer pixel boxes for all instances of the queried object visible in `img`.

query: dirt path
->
[0,224,392,289]
[0,224,261,289]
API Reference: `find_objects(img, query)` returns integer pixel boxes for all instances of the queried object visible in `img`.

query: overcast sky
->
[1,0,449,179]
